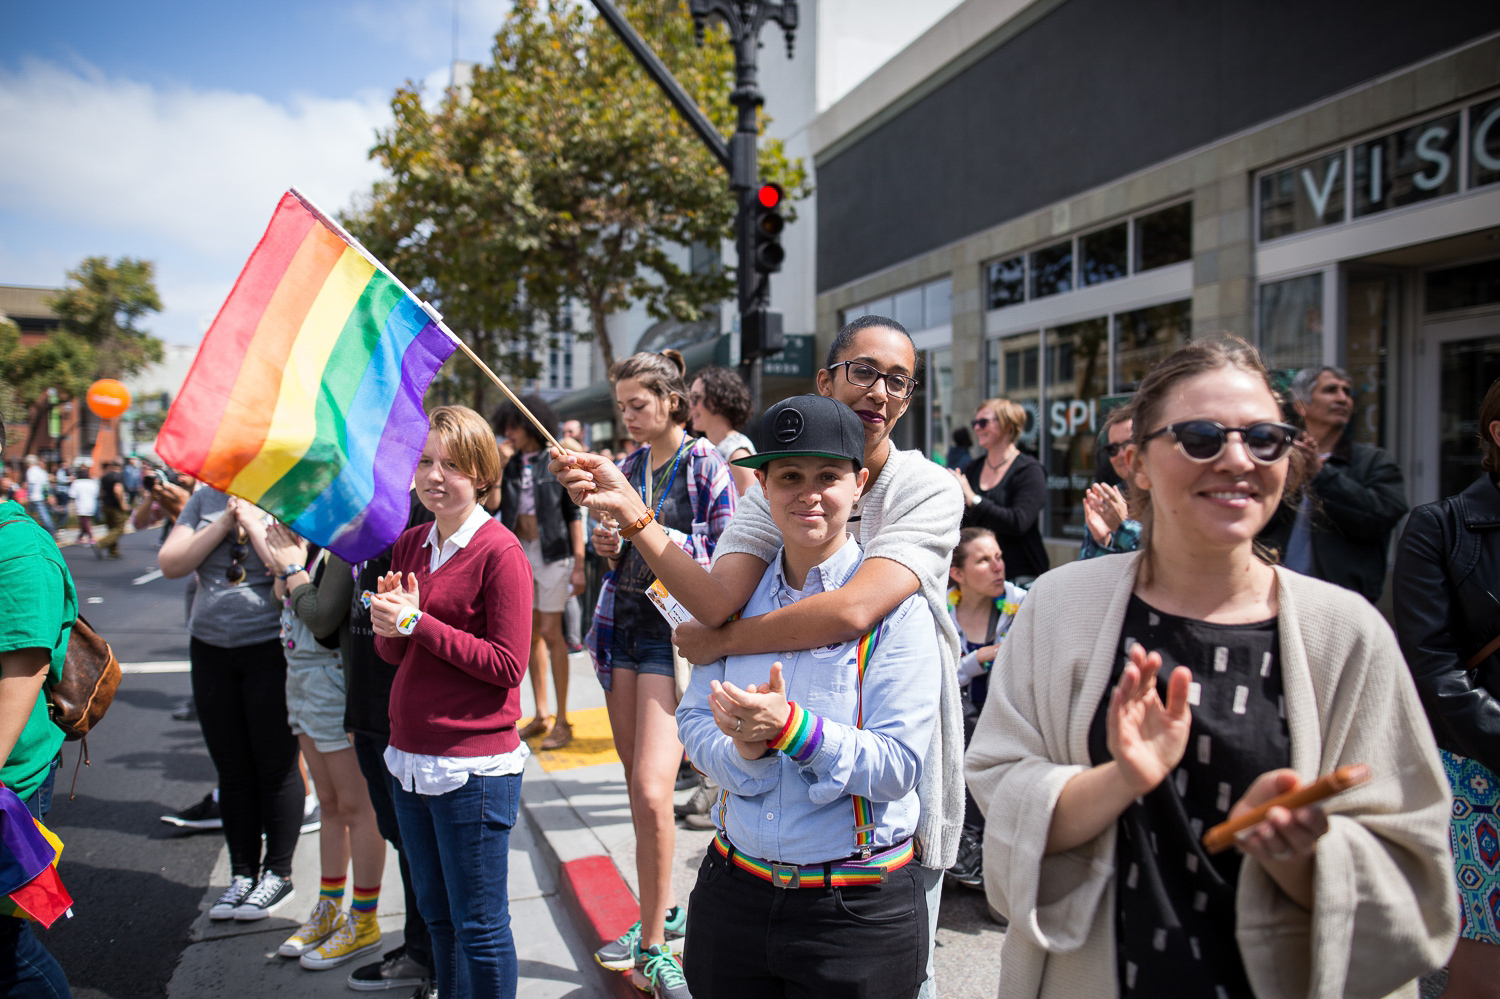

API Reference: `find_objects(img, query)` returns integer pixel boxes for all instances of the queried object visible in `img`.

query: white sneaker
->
[234,872,295,920]
[209,875,255,920]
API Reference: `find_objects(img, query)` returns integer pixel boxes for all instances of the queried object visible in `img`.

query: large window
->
[1114,301,1191,393]
[1080,224,1128,286]
[1044,319,1108,541]
[985,202,1191,314]
[842,276,954,332]
[1258,273,1324,374]
[1259,95,1500,241]
[1030,241,1073,299]
[1345,273,1395,449]
[987,298,1190,539]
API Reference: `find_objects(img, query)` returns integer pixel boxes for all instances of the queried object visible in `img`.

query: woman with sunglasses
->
[161,488,304,921]
[966,337,1455,998]
[954,398,1048,583]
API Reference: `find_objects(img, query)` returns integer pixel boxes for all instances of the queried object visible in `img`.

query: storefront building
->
[811,0,1500,559]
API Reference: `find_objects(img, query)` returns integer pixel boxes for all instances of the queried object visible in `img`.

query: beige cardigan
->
[964,553,1457,999]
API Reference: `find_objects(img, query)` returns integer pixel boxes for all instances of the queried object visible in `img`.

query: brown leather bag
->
[51,614,121,741]
[0,519,122,740]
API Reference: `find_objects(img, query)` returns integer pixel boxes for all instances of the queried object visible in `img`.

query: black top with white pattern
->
[1087,595,1289,999]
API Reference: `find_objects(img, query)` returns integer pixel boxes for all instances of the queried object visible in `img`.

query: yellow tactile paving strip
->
[526,706,621,771]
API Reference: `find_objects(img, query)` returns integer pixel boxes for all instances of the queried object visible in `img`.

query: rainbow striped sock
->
[351,884,379,915]
[320,876,346,904]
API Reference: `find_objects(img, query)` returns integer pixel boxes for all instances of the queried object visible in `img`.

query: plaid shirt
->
[586,436,736,690]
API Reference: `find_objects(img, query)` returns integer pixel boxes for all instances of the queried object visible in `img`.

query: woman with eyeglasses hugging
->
[161,488,305,921]
[954,398,1048,583]
[965,337,1455,999]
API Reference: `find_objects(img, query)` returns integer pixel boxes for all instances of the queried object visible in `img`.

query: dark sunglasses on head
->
[1143,420,1300,465]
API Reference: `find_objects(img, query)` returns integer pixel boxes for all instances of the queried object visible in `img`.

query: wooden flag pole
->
[445,334,569,454]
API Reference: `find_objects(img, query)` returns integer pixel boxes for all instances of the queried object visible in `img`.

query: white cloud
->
[0,58,402,344]
[0,58,391,260]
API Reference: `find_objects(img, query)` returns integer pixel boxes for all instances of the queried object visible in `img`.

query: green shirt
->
[0,500,73,801]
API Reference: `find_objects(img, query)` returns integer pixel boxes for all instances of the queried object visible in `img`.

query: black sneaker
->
[162,792,221,830]
[170,699,197,721]
[674,761,697,791]
[233,872,295,920]
[347,945,430,991]
[301,803,322,835]
[209,875,255,920]
[946,828,984,891]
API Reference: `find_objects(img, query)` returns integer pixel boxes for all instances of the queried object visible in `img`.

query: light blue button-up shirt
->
[676,535,939,866]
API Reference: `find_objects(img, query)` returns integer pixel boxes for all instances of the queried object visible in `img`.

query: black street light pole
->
[589,0,797,412]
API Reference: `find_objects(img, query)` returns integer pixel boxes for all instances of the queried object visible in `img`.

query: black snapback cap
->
[732,395,866,471]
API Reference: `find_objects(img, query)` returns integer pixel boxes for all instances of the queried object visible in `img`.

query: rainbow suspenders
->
[715,624,884,860]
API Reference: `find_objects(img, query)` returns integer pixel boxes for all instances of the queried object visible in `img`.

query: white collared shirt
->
[422,503,492,572]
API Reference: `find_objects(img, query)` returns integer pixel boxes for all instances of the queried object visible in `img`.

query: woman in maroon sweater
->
[371,405,532,999]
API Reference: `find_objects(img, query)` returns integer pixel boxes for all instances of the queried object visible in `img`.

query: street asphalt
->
[46,528,218,999]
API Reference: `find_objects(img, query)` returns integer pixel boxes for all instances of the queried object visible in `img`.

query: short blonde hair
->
[428,405,502,501]
[978,398,1027,441]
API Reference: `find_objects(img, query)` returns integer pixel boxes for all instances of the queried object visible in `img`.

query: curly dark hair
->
[692,365,753,430]
[490,393,560,449]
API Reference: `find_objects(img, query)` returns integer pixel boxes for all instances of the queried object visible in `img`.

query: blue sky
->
[0,0,512,344]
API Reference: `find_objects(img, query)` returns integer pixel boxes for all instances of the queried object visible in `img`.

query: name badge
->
[811,640,853,660]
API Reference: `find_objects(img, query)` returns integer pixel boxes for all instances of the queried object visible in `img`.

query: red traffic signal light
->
[757,183,782,209]
[752,183,786,274]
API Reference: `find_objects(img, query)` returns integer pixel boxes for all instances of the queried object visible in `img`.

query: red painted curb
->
[559,854,641,999]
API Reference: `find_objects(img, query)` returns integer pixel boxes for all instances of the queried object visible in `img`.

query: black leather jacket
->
[1393,473,1500,772]
[497,452,580,564]
[1258,431,1407,603]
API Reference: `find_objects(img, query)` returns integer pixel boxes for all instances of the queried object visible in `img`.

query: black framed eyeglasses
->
[226,525,248,585]
[828,361,917,399]
[1143,420,1300,465]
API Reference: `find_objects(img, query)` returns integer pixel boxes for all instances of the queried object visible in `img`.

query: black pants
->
[190,636,302,879]
[683,847,927,999]
[352,731,432,972]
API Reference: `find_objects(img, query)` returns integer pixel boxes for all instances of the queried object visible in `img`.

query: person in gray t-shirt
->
[160,487,303,916]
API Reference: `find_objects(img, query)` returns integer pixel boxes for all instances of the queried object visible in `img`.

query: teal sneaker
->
[594,908,686,971]
[633,944,690,999]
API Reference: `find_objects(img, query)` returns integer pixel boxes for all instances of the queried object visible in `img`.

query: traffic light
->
[742,307,784,359]
[753,182,785,274]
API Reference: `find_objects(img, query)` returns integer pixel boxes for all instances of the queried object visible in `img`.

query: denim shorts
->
[611,630,676,679]
[286,659,352,754]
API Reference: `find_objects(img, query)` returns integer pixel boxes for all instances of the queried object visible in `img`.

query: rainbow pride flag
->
[158,190,456,562]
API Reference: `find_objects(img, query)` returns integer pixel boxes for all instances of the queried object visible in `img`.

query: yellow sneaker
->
[300,910,382,970]
[277,898,340,957]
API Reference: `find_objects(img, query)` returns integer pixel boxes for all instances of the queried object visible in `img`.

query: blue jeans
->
[392,773,520,999]
[0,760,69,998]
[26,504,53,538]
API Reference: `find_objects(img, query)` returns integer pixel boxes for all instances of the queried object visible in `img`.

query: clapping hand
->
[711,662,791,760]
[1106,644,1193,796]
[265,523,309,576]
[370,571,421,637]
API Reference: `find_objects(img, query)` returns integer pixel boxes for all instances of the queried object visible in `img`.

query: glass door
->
[1415,313,1500,504]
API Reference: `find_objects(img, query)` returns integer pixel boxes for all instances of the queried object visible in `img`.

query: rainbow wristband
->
[768,702,823,763]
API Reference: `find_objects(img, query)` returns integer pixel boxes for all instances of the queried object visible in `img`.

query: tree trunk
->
[590,304,623,447]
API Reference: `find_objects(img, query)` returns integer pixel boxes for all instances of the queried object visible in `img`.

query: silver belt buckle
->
[769,862,801,889]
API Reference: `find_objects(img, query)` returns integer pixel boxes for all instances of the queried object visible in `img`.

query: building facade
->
[812,0,1500,557]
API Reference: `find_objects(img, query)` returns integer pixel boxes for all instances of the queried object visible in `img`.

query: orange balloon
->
[86,379,132,420]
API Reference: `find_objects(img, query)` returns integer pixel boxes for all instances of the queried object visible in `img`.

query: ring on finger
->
[735,717,742,732]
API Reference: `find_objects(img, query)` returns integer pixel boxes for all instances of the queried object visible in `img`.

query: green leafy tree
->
[48,256,164,379]
[344,0,809,412]
[0,313,96,455]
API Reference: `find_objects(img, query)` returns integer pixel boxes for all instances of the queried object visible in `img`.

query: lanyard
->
[641,436,690,521]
